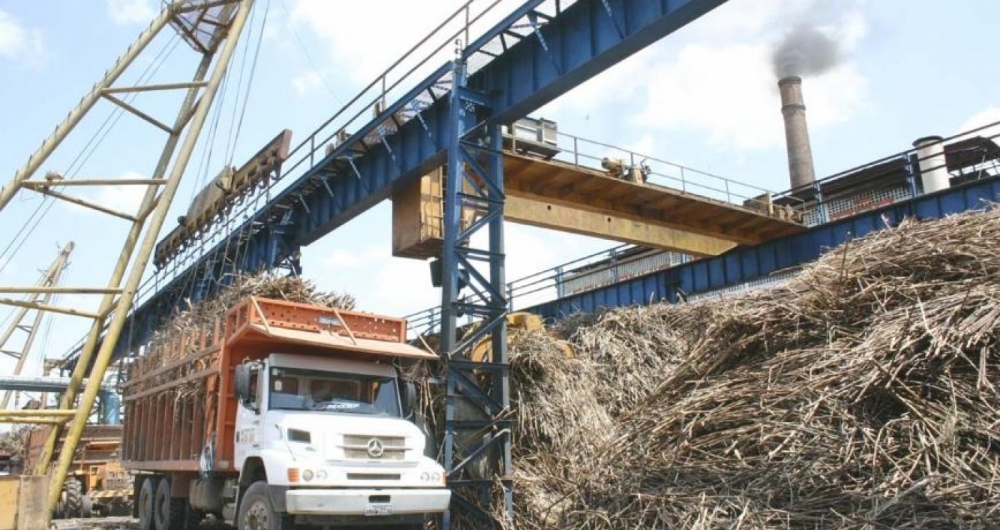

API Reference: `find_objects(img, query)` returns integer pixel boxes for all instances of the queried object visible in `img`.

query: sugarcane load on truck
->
[121,296,449,530]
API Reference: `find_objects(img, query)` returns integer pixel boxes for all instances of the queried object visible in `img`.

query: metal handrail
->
[508,128,807,211]
[405,242,637,334]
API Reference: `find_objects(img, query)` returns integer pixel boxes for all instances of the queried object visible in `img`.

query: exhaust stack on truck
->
[121,296,448,530]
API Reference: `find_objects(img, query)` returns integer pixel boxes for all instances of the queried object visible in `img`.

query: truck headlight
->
[420,471,443,484]
[316,470,328,480]
[302,469,314,482]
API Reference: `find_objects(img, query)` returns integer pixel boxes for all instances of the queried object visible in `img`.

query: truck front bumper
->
[285,488,451,516]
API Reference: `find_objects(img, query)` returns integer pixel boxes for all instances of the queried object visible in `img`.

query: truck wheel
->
[138,477,158,530]
[154,477,185,530]
[238,482,292,530]
[81,494,93,518]
[64,478,83,518]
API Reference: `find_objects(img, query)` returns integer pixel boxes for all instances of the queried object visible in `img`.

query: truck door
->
[234,366,263,468]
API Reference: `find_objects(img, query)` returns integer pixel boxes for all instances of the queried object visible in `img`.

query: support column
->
[440,57,512,529]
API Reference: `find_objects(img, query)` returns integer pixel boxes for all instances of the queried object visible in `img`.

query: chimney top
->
[778,75,803,87]
[912,135,944,148]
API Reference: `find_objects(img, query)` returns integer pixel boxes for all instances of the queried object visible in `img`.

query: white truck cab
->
[231,353,449,527]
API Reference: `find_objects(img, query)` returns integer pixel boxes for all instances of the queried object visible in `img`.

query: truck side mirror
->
[234,365,251,402]
[401,381,418,419]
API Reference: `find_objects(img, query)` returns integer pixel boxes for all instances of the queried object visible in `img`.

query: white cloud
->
[292,70,324,97]
[957,105,1000,141]
[0,10,43,64]
[323,245,388,269]
[290,0,462,85]
[635,43,867,151]
[372,258,439,317]
[107,0,157,25]
[288,0,518,88]
[624,134,657,159]
[548,0,869,153]
[89,171,148,215]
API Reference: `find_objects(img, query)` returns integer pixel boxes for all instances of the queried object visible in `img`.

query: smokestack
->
[912,136,951,193]
[778,76,816,189]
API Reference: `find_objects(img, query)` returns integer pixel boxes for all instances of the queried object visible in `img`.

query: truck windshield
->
[268,367,401,417]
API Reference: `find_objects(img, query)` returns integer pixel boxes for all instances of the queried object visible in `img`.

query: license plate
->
[365,503,392,516]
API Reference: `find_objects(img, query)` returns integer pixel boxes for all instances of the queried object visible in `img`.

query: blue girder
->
[98,0,730,363]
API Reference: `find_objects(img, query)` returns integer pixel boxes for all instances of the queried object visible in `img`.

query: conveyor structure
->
[60,0,740,525]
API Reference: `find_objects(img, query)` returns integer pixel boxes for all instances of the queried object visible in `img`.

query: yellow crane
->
[0,1,258,525]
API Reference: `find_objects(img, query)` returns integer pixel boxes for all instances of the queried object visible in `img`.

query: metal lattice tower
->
[0,0,257,516]
[440,57,513,529]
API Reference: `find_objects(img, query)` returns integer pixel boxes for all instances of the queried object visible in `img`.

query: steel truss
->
[439,58,513,529]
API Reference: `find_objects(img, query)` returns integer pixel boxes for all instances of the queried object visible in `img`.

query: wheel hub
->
[245,500,270,530]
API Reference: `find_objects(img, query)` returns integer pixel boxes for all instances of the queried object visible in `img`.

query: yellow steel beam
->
[0,243,74,409]
[22,178,167,187]
[0,287,121,295]
[101,93,175,134]
[504,195,737,257]
[0,298,100,319]
[35,5,218,481]
[0,410,74,424]
[0,7,174,211]
[27,186,137,221]
[101,81,208,94]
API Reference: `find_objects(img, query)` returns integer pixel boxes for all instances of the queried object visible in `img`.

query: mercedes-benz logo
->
[367,438,385,458]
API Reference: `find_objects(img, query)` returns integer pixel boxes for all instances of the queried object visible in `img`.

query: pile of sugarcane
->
[125,272,355,395]
[0,425,30,458]
[503,206,1000,529]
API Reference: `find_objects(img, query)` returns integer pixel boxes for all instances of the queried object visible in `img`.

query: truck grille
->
[347,473,402,481]
[342,435,406,460]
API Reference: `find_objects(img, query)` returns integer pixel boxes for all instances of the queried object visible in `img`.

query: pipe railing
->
[507,127,806,212]
[405,242,642,336]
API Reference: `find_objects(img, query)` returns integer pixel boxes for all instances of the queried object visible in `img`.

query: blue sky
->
[1,0,999,383]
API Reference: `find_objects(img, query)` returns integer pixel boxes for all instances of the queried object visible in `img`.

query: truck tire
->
[237,482,292,530]
[136,477,158,530]
[81,494,93,518]
[64,478,83,518]
[138,477,157,530]
[153,477,186,530]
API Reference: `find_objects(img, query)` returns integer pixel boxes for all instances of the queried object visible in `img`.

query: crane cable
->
[0,33,182,274]
[165,1,270,308]
[277,0,344,106]
[188,0,271,302]
[226,0,270,164]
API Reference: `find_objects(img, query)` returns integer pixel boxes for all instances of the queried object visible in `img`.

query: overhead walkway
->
[500,128,804,255]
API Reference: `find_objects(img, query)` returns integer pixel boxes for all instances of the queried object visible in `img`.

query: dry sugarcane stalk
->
[453,205,1000,530]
